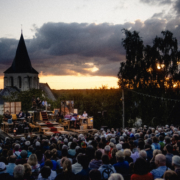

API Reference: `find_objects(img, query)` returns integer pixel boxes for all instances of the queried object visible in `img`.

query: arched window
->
[10,77,14,86]
[18,76,22,88]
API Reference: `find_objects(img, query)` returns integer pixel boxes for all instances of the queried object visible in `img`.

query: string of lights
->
[125,88,180,102]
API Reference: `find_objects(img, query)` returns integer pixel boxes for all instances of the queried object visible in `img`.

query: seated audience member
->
[72,153,83,174]
[130,142,139,163]
[139,150,147,160]
[45,160,57,180]
[16,150,27,165]
[41,150,58,171]
[55,159,75,180]
[23,163,35,180]
[163,170,178,180]
[68,142,77,157]
[27,154,40,179]
[108,173,124,180]
[144,144,153,162]
[89,150,102,169]
[13,144,21,157]
[13,164,25,180]
[0,162,12,179]
[6,155,16,176]
[98,155,116,180]
[172,155,180,178]
[124,149,133,164]
[104,145,111,159]
[165,144,174,169]
[37,166,51,180]
[17,110,24,118]
[131,158,153,180]
[152,137,160,150]
[89,169,101,180]
[110,148,117,165]
[76,155,92,179]
[113,150,129,175]
[149,149,162,171]
[150,154,169,179]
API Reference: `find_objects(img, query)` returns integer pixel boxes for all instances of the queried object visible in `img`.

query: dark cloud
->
[140,0,172,5]
[174,0,180,14]
[0,15,180,77]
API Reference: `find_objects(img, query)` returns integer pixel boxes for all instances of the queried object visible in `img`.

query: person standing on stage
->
[36,97,42,108]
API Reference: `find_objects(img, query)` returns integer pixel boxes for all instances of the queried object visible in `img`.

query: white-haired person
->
[104,145,111,159]
[113,150,129,176]
[108,173,124,180]
[172,155,180,178]
[13,164,25,180]
[124,149,133,164]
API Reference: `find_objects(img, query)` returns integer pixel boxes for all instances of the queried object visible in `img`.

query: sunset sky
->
[0,0,180,89]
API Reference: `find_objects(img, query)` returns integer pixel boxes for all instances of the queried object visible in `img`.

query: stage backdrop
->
[4,102,21,114]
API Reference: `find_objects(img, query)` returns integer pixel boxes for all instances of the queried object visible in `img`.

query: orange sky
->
[0,75,119,89]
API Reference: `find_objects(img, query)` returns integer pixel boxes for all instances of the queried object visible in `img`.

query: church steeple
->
[4,34,38,74]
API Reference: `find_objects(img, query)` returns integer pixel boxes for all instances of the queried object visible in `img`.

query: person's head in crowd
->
[102,155,110,165]
[163,170,178,180]
[20,150,27,159]
[165,136,171,145]
[153,149,162,160]
[7,150,13,157]
[172,155,180,169]
[9,155,16,163]
[159,135,164,142]
[77,153,83,164]
[79,155,89,169]
[152,136,159,144]
[116,144,122,151]
[89,169,101,180]
[95,150,102,160]
[104,145,111,155]
[108,173,124,180]
[23,163,32,178]
[139,150,147,160]
[165,144,173,154]
[63,159,72,173]
[62,148,68,157]
[134,158,149,175]
[155,154,166,167]
[40,166,51,179]
[44,150,51,160]
[138,140,145,150]
[116,150,125,162]
[27,154,38,166]
[70,142,77,149]
[35,150,43,163]
[111,148,118,159]
[14,144,20,151]
[45,160,53,169]
[14,165,25,179]
[124,149,131,158]
[98,142,104,149]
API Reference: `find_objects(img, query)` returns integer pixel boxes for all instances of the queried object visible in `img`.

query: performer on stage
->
[36,97,42,108]
[82,111,88,118]
[3,110,12,120]
[17,110,24,118]
[31,96,36,109]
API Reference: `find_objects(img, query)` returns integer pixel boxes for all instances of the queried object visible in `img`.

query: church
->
[0,33,56,114]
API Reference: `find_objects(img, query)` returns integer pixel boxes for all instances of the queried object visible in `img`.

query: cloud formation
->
[140,0,172,5]
[0,12,180,77]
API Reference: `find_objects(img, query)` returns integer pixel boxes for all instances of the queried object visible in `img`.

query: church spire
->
[4,34,38,74]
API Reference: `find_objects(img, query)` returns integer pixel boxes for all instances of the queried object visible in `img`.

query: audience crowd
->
[0,125,180,180]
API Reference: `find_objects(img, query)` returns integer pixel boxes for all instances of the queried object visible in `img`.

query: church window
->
[18,76,22,88]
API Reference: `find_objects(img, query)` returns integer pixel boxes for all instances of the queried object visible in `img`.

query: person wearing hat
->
[0,162,11,179]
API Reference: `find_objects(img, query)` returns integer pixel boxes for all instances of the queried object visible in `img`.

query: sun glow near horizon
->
[0,75,119,89]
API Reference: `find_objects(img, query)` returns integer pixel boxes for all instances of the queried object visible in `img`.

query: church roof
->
[39,83,56,101]
[4,34,38,74]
